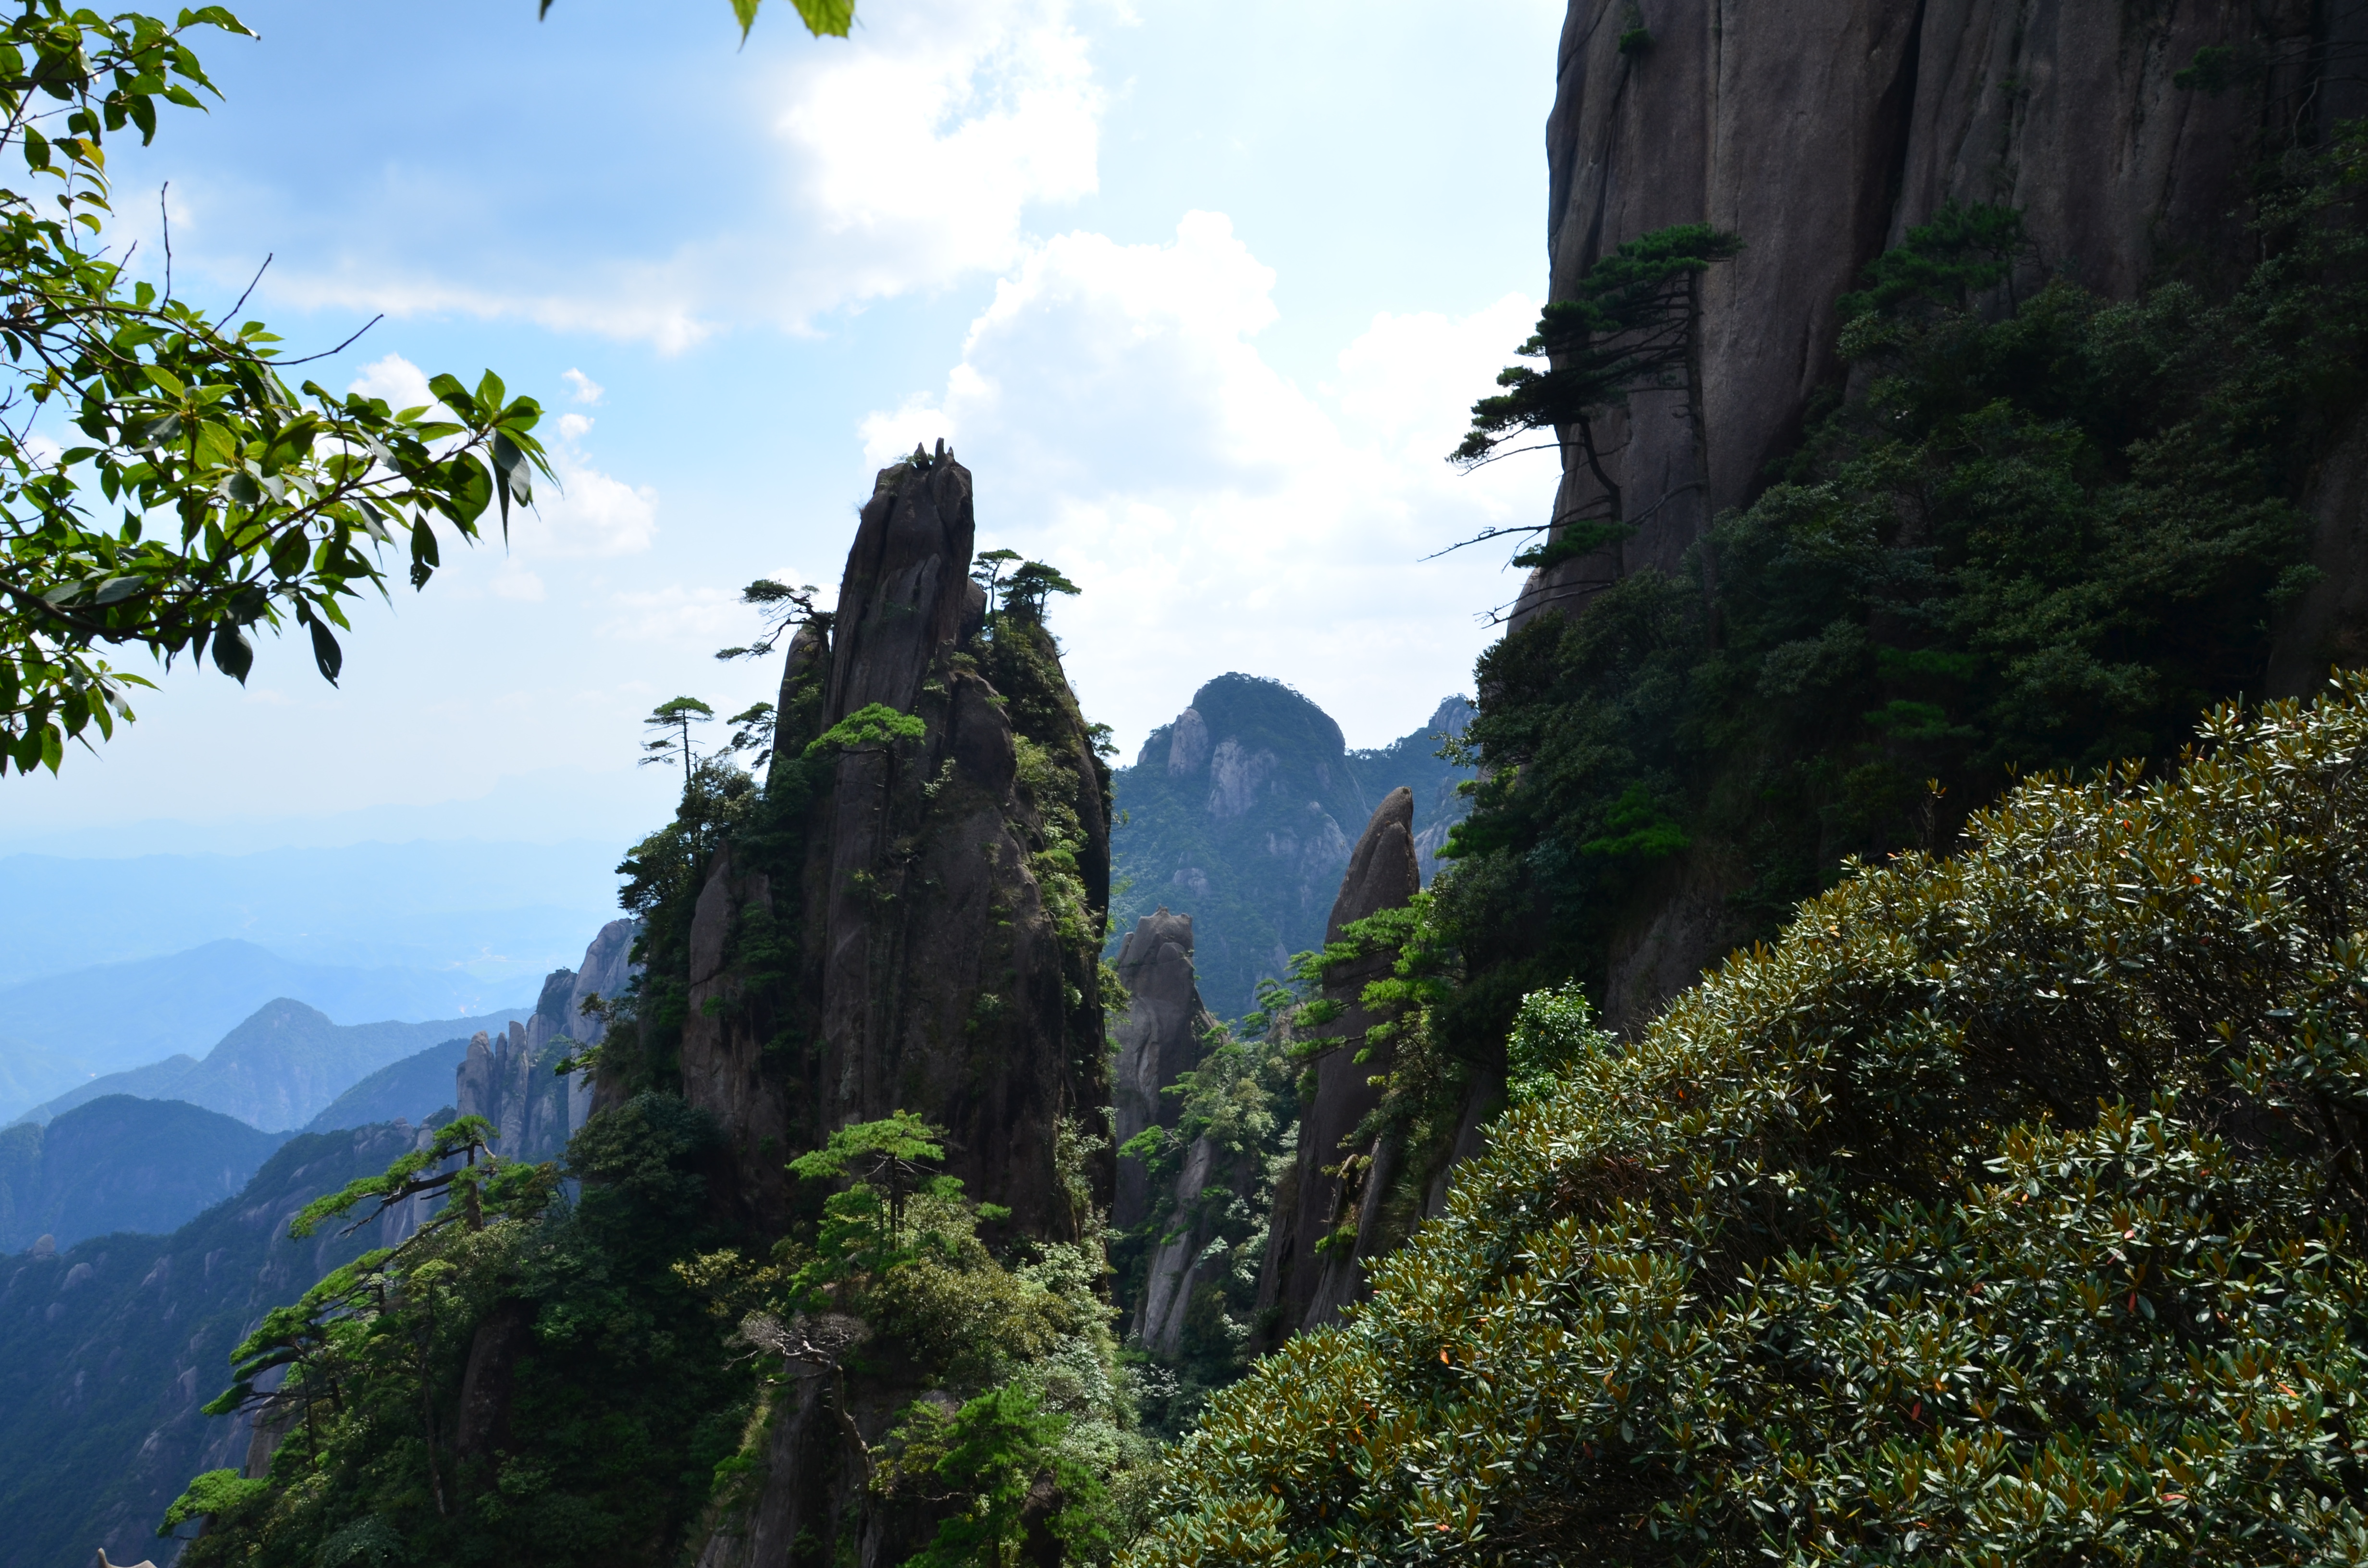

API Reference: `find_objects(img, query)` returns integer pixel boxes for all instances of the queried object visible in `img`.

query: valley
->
[2,0,2365,1565]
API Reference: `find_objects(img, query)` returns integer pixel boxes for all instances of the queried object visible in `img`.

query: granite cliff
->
[623,451,1117,1567]
[455,918,635,1164]
[1250,788,1423,1348]
[1499,0,2368,1028]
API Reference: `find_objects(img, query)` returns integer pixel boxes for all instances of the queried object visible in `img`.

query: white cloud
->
[599,584,746,646]
[348,352,436,412]
[266,0,1107,350]
[491,566,546,602]
[560,368,604,405]
[517,441,659,560]
[858,215,1553,752]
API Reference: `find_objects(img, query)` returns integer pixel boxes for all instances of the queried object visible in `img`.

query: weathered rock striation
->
[1108,909,1252,1359]
[1110,909,1214,1236]
[1251,787,1421,1348]
[1513,0,2368,1027]
[672,450,1114,1567]
[455,919,634,1164]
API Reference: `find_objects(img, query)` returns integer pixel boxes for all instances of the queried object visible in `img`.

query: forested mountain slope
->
[0,1097,288,1252]
[0,1124,436,1568]
[1110,679,1471,1019]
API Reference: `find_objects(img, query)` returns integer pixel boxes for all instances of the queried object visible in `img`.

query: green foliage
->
[1132,676,2368,1566]
[1439,138,2368,1051]
[1501,982,1612,1107]
[885,1383,1109,1568]
[176,1091,746,1568]
[638,696,715,790]
[802,699,927,761]
[287,1115,508,1239]
[1450,224,1741,571]
[160,1469,269,1533]
[1003,558,1083,622]
[0,3,551,775]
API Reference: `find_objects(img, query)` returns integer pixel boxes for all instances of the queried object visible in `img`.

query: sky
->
[4,0,1569,857]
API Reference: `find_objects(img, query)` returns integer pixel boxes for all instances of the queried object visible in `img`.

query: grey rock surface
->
[1514,0,2368,1029]
[1252,787,1421,1347]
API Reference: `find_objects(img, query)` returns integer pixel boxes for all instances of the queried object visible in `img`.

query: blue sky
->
[5,0,1567,853]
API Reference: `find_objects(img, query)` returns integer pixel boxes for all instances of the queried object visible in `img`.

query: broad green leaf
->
[790,0,854,36]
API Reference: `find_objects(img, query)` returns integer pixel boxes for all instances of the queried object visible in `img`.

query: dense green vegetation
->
[1431,123,2368,1057]
[1135,676,2368,1565]
[166,569,1148,1566]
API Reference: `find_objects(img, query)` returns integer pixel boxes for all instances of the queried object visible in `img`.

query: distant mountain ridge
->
[0,941,538,1120]
[0,1096,290,1252]
[1110,677,1474,1018]
[0,1122,428,1568]
[14,998,529,1131]
[303,1034,475,1133]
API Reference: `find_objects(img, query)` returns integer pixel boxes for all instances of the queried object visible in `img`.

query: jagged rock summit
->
[670,450,1115,1568]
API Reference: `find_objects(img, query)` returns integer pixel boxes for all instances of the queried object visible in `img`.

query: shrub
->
[1131,676,2368,1565]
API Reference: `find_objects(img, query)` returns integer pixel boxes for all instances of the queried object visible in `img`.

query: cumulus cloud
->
[348,352,436,413]
[520,428,660,560]
[859,215,1554,752]
[560,368,604,405]
[264,0,1107,350]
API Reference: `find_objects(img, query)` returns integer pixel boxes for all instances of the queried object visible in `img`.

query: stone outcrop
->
[675,451,1109,1244]
[1110,910,1215,1235]
[676,451,1113,1568]
[1111,680,1476,1020]
[1106,909,1254,1359]
[1513,0,2368,1025]
[455,918,635,1164]
[1251,787,1421,1348]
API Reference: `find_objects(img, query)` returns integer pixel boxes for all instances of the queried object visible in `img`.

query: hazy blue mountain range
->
[0,838,621,987]
[303,1033,476,1133]
[0,1123,422,1568]
[0,1096,290,1253]
[13,998,527,1132]
[0,941,537,1119]
[1110,677,1475,1019]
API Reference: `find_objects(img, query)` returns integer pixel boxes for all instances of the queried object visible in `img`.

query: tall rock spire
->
[1251,785,1420,1346]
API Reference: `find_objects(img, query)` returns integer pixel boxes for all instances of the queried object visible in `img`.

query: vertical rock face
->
[677,452,1110,1243]
[1252,787,1420,1347]
[454,919,636,1164]
[1110,910,1215,1236]
[1106,909,1257,1360]
[1511,0,2368,1025]
[1517,0,2334,631]
[672,453,1113,1568]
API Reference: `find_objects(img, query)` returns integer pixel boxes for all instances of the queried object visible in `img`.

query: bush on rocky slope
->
[1132,676,2368,1565]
